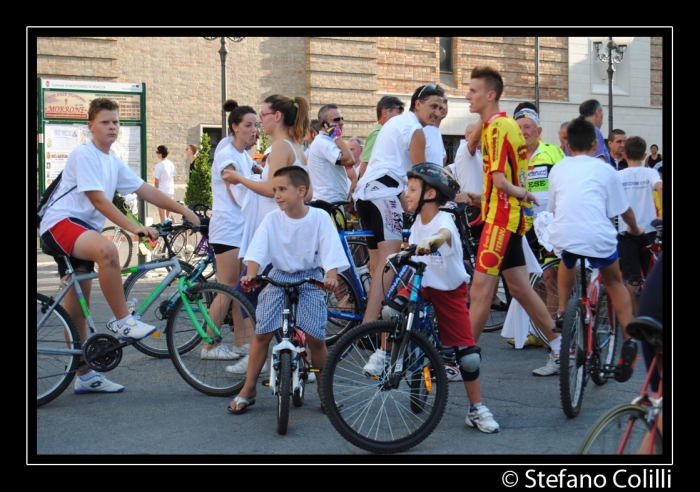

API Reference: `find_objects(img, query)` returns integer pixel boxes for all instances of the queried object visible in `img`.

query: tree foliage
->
[184,133,213,207]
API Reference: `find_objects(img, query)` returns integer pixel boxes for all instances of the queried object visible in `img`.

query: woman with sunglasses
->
[220,94,311,378]
[352,83,446,374]
[200,100,259,360]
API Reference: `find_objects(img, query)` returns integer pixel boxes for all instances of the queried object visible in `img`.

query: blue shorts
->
[561,250,618,270]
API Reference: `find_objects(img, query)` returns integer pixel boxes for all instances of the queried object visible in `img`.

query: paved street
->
[34,248,652,461]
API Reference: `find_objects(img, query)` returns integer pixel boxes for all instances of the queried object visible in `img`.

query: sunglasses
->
[387,105,404,112]
[331,116,344,123]
[417,84,438,99]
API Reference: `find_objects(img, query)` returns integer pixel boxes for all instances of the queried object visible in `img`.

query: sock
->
[470,402,483,412]
[79,370,97,381]
[116,314,132,328]
[549,335,562,355]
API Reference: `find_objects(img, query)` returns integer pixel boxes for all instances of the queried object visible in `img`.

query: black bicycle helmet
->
[407,162,460,201]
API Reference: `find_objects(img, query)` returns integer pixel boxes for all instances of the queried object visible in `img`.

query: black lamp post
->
[589,37,634,131]
[204,37,245,137]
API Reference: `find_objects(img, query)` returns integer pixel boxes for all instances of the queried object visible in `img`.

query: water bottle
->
[356,264,372,293]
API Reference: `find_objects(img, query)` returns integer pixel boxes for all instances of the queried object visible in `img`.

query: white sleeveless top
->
[260,140,307,217]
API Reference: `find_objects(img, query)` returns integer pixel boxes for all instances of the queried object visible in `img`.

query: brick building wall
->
[650,37,663,107]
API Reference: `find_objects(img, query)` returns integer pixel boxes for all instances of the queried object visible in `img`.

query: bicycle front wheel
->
[325,271,362,346]
[577,404,662,454]
[560,298,587,418]
[321,320,448,454]
[123,260,206,358]
[591,284,620,386]
[167,282,256,396]
[100,226,132,270]
[37,293,81,407]
[277,351,291,435]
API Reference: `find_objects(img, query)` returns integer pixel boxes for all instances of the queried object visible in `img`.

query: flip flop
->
[228,396,256,415]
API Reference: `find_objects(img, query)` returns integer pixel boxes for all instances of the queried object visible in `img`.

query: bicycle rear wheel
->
[347,238,370,268]
[100,226,132,270]
[37,293,81,407]
[170,229,201,263]
[325,271,362,346]
[560,298,586,418]
[577,404,662,454]
[167,282,256,396]
[321,320,448,454]
[591,284,620,386]
[123,260,206,358]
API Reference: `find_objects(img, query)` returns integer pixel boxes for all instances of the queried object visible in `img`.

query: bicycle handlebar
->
[248,275,325,290]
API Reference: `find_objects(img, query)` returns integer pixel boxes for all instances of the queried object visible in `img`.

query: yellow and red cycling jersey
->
[480,112,530,235]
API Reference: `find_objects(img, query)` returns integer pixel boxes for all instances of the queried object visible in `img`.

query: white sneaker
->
[362,349,387,377]
[444,363,463,382]
[466,404,500,433]
[532,352,560,377]
[112,316,157,341]
[230,343,250,359]
[306,371,317,384]
[74,373,124,394]
[225,355,270,375]
[200,344,237,360]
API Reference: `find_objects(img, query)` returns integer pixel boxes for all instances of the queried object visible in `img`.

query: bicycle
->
[122,219,211,358]
[246,274,325,435]
[321,242,449,454]
[558,255,627,418]
[577,316,663,454]
[37,225,241,406]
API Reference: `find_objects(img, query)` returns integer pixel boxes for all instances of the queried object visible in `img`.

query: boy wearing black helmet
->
[402,162,499,433]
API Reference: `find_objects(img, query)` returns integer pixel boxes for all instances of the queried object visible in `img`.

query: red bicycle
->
[577,316,662,454]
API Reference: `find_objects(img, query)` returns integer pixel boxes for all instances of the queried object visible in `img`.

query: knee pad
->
[457,346,481,382]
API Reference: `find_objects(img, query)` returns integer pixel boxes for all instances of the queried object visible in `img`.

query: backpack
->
[36,171,76,229]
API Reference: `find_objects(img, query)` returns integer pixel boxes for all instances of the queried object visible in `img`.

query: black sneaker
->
[615,338,638,383]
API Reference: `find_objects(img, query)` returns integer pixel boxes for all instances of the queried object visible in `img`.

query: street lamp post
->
[204,37,245,137]
[589,37,634,131]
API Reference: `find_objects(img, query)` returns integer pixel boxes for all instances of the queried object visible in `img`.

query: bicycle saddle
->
[626,316,663,347]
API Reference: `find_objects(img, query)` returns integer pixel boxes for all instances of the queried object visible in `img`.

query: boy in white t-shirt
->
[547,117,643,382]
[228,166,350,414]
[39,98,200,393]
[616,136,663,317]
[372,163,500,433]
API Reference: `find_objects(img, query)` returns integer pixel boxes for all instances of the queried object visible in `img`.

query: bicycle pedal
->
[262,379,270,387]
[309,367,320,373]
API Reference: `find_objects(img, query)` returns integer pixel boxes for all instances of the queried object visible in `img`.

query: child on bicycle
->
[39,97,200,393]
[547,117,643,382]
[615,135,663,317]
[378,162,500,433]
[228,166,349,414]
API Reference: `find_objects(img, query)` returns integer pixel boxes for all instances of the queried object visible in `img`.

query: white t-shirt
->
[214,135,235,156]
[617,167,662,234]
[408,211,470,290]
[423,125,446,166]
[307,133,346,203]
[40,141,144,234]
[547,155,629,258]
[453,140,483,194]
[354,111,423,202]
[154,158,176,197]
[209,142,253,246]
[244,207,350,275]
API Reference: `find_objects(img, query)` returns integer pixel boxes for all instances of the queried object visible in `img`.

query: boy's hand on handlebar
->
[135,225,158,241]
[183,209,201,227]
[417,234,445,255]
[240,275,260,291]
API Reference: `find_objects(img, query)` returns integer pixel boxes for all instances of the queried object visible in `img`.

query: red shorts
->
[475,222,525,276]
[398,282,475,347]
[41,217,96,278]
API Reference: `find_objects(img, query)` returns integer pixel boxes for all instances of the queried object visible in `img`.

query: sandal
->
[228,396,256,415]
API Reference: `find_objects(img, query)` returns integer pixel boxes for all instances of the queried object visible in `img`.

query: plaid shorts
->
[255,267,327,340]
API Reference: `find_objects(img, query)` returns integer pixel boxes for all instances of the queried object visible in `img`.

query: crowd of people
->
[41,63,663,435]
